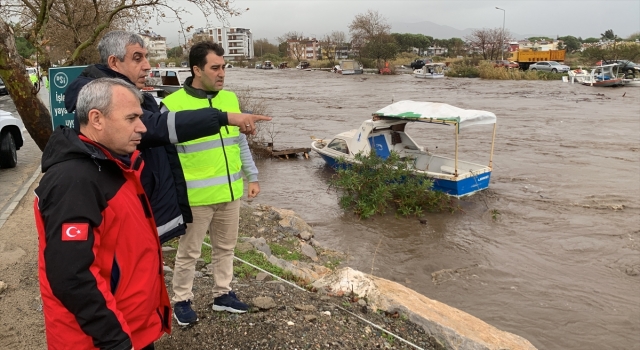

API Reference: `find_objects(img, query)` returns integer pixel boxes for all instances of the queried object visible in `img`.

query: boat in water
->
[311,100,497,197]
[145,68,191,95]
[566,67,590,83]
[339,60,363,75]
[413,63,446,79]
[582,64,625,87]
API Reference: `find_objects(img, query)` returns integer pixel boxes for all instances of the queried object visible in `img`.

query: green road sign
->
[49,66,87,130]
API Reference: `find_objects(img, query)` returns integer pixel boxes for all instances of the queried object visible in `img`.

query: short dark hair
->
[189,41,225,76]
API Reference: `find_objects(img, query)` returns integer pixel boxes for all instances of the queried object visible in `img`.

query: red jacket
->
[34,127,171,349]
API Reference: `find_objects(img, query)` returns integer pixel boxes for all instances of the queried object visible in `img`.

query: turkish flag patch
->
[61,223,89,241]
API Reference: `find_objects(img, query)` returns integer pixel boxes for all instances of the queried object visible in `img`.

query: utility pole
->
[495,7,506,60]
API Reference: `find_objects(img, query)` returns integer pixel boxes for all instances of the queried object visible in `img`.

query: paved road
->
[0,93,45,213]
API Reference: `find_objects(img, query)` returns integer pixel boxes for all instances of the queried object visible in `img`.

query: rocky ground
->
[157,203,440,350]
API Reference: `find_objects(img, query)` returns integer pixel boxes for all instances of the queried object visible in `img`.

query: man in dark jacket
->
[35,78,171,349]
[64,30,270,243]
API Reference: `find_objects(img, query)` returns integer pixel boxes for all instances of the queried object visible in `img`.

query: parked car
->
[0,77,7,95]
[528,61,570,73]
[410,59,428,70]
[493,60,519,69]
[0,109,25,168]
[296,61,310,69]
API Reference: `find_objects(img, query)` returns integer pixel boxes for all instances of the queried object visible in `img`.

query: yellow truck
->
[509,50,566,70]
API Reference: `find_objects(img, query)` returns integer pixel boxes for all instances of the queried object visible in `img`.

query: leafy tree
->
[558,35,581,53]
[445,37,467,57]
[253,38,279,58]
[527,36,554,42]
[167,46,183,59]
[390,33,432,54]
[0,0,244,151]
[581,43,640,65]
[601,29,617,41]
[349,10,398,67]
[627,32,640,41]
[15,36,36,59]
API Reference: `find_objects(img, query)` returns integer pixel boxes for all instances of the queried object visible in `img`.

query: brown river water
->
[225,68,640,350]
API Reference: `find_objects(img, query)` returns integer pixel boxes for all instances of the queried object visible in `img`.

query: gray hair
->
[76,78,143,125]
[98,31,146,64]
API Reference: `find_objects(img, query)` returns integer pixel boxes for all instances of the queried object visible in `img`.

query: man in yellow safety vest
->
[161,41,261,326]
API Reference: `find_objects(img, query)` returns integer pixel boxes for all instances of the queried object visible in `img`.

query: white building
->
[139,31,167,60]
[193,26,254,60]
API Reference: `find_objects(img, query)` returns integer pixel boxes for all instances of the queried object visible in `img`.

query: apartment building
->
[287,37,320,61]
[139,31,167,60]
[192,27,254,60]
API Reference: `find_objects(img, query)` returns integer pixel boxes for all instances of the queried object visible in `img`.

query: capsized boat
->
[413,63,446,79]
[311,101,497,197]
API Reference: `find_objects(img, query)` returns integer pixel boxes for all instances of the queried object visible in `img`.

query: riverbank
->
[0,178,535,349]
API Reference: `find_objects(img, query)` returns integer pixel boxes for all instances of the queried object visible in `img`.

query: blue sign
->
[48,66,87,130]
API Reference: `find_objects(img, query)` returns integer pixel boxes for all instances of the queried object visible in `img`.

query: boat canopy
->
[373,100,497,129]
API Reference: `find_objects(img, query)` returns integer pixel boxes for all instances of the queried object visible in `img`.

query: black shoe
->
[173,300,198,326]
[212,291,249,313]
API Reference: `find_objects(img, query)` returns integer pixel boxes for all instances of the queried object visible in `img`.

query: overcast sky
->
[164,0,640,46]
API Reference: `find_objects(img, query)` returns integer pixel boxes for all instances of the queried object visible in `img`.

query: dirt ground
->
[0,181,438,349]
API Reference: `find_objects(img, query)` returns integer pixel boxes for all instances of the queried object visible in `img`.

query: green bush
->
[445,61,480,78]
[330,151,456,219]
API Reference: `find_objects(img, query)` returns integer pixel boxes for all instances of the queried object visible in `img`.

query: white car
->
[0,110,25,168]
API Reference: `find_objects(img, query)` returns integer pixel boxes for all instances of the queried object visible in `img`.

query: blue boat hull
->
[318,152,490,197]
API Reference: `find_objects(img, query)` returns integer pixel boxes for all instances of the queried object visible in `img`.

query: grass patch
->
[233,248,297,281]
[269,239,306,261]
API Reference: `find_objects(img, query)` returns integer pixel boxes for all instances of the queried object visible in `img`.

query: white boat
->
[582,64,625,87]
[567,67,590,83]
[311,100,497,197]
[413,63,446,79]
[339,60,363,75]
[145,68,191,94]
[622,78,640,87]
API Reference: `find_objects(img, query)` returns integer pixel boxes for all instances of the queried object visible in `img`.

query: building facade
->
[286,37,320,61]
[139,31,167,60]
[191,27,254,60]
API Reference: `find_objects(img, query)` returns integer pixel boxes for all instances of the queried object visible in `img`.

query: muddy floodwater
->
[225,68,639,350]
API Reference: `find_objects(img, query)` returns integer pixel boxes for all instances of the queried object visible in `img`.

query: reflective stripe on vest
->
[161,88,243,206]
[176,136,240,154]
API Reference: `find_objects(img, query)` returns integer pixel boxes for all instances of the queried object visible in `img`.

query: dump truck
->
[508,49,566,70]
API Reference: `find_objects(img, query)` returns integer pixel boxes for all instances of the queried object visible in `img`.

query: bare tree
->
[348,10,397,67]
[465,28,511,60]
[276,31,306,62]
[0,0,245,150]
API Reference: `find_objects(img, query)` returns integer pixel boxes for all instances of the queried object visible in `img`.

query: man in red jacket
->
[34,78,170,349]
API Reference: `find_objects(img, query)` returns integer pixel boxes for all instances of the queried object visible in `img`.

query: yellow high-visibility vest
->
[161,89,243,206]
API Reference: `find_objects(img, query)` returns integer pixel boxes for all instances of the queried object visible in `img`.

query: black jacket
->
[64,65,229,242]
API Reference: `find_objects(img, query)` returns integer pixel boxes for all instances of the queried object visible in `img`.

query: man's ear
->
[193,65,201,78]
[88,109,104,131]
[107,55,119,70]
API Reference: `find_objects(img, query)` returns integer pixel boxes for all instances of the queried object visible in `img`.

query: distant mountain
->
[391,21,533,40]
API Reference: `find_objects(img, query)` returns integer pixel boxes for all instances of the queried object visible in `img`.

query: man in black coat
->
[65,30,270,243]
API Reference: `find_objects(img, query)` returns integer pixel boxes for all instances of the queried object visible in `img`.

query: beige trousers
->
[172,199,240,302]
